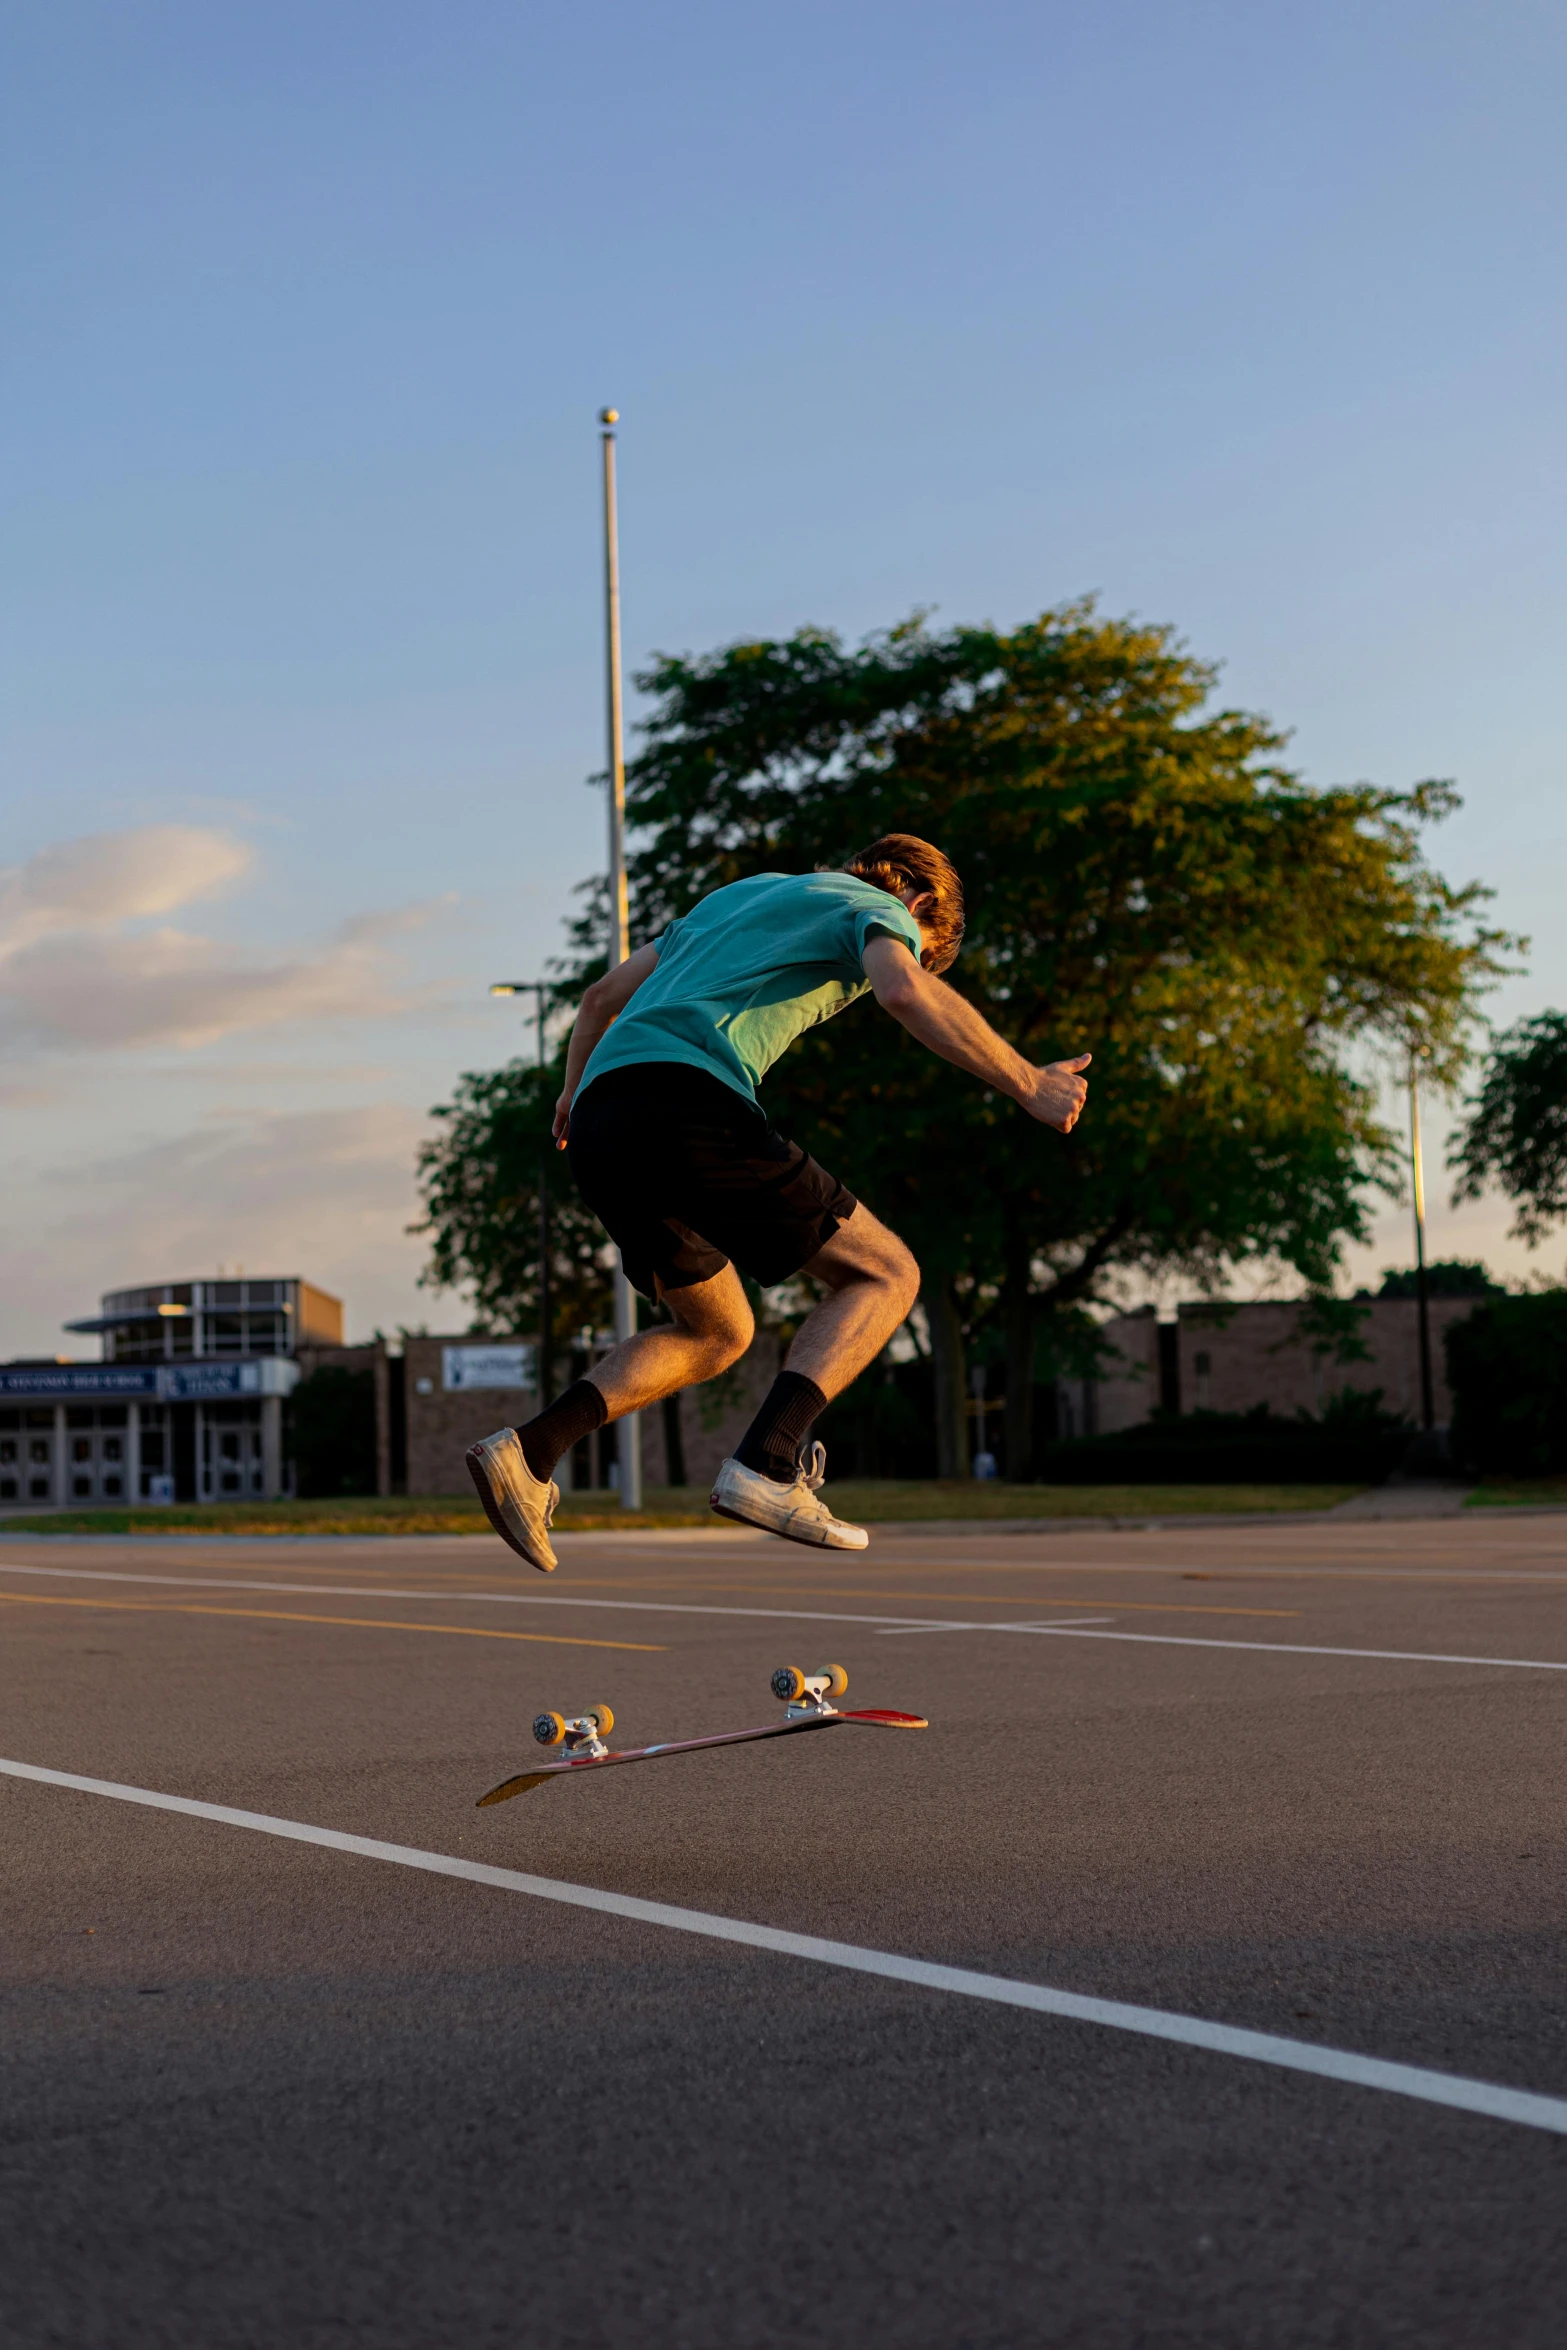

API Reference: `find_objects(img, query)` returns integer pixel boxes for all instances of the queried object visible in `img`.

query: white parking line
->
[891,1621,1567,1671]
[881,1616,1115,1633]
[4,1753,1564,2141]
[4,1560,1566,1675]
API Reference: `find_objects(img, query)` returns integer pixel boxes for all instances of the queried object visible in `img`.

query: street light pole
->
[1409,1046,1435,1432]
[489,981,554,1411]
[599,406,642,1508]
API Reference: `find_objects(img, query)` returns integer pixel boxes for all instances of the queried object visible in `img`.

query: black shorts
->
[568,1061,858,1299]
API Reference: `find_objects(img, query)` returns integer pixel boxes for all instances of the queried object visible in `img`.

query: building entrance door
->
[0,1409,56,1504]
[64,1406,130,1502]
[198,1402,266,1499]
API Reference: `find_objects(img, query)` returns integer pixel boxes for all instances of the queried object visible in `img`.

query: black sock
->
[516,1378,606,1481]
[735,1371,827,1484]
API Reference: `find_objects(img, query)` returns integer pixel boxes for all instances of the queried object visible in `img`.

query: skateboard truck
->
[770,1663,850,1720]
[532,1703,615,1760]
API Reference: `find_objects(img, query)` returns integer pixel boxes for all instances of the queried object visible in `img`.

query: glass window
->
[25,1409,52,1428]
[140,1431,165,1469]
[29,1476,49,1499]
[110,1324,160,1362]
[0,1478,16,1499]
[73,1476,91,1497]
[67,1407,94,1430]
[103,1437,122,1462]
[72,1437,92,1462]
[99,1407,128,1428]
[211,1316,245,1355]
[0,1440,14,1463]
[103,1475,122,1497]
[29,1439,50,1464]
[0,1409,18,1431]
[214,1281,243,1306]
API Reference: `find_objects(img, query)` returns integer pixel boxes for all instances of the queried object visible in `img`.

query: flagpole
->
[599,406,642,1509]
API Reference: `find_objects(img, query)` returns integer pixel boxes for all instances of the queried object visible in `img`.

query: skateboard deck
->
[477,1664,927,1807]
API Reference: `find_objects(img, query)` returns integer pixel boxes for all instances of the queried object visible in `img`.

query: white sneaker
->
[710,1442,869,1551]
[465,1426,559,1573]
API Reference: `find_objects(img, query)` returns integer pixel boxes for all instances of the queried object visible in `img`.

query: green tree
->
[1450,1010,1567,1245]
[1377,1259,1502,1299]
[412,1057,615,1348]
[290,1366,377,1498]
[596,603,1509,1473]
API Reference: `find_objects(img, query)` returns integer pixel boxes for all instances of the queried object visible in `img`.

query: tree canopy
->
[421,600,1509,1477]
[1451,1009,1567,1245]
[413,1057,614,1344]
[600,603,1508,1468]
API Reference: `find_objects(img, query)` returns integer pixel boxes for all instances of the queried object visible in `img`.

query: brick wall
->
[399,1334,538,1497]
[1090,1296,1481,1430]
[1178,1295,1479,1423]
[1092,1310,1161,1433]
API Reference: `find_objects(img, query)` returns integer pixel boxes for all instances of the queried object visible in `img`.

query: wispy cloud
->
[0,825,251,943]
[1,1104,437,1353]
[0,826,445,1055]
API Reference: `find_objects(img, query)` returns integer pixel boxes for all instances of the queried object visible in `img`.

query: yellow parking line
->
[0,1592,662,1651]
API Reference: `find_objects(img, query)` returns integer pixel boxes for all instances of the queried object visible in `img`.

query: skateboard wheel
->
[818,1664,848,1697]
[586,1703,614,1735]
[532,1711,566,1747]
[771,1666,805,1703]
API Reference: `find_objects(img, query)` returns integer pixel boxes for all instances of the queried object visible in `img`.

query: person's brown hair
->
[842,833,965,973]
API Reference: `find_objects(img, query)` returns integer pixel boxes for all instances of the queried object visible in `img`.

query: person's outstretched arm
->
[551,942,660,1143]
[862,935,1090,1132]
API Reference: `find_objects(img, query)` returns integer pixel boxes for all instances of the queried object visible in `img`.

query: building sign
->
[0,1359,298,1403]
[441,1343,536,1392]
[0,1366,158,1398]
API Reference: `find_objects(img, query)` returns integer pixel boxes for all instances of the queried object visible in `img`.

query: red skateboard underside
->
[476,1707,928,1807]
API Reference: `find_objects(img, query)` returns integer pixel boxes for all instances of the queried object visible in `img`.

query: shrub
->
[1041,1397,1410,1486]
[1447,1293,1567,1476]
[290,1366,378,1498]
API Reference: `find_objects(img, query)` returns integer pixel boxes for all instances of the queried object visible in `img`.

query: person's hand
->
[1022,1053,1091,1133]
[552,1092,572,1149]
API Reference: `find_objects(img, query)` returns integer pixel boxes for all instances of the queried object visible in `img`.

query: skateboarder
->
[467,835,1089,1569]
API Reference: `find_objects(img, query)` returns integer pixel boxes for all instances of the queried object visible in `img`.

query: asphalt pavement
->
[3,1509,1565,2348]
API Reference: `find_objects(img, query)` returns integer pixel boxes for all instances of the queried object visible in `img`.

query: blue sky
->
[3,0,1564,1350]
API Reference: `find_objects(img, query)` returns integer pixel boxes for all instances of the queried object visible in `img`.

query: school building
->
[1,1277,343,1507]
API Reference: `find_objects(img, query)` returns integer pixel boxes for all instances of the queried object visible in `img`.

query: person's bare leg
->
[784,1205,921,1398]
[467,1255,752,1573]
[587,1259,754,1418]
[708,1206,919,1550]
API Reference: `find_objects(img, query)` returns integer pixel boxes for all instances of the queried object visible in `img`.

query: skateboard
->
[476,1664,927,1807]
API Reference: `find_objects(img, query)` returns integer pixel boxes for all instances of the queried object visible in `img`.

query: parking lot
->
[3,1508,1565,2347]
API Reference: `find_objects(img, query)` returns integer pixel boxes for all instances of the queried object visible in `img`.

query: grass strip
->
[0,1480,1361,1537]
[1465,1478,1567,1510]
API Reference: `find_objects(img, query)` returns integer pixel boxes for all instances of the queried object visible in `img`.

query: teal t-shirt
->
[577,870,925,1106]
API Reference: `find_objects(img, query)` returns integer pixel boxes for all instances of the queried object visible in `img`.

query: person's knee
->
[704,1301,753,1375]
[667,1278,753,1375]
[883,1233,921,1318]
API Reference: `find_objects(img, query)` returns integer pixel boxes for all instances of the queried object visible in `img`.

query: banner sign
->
[0,1366,158,1398]
[1,1359,298,1402]
[441,1343,536,1392]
